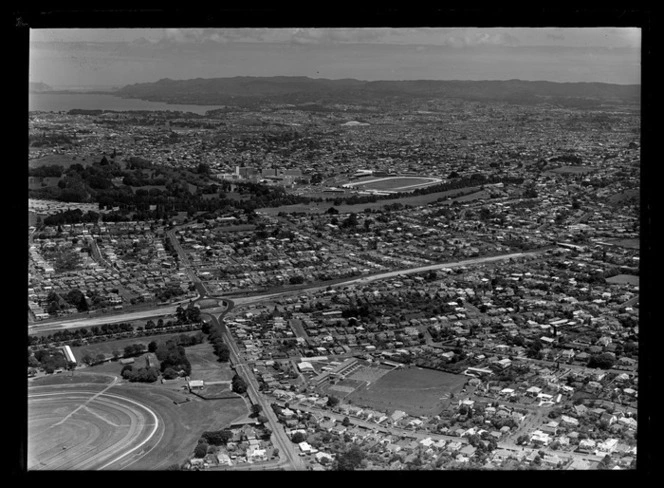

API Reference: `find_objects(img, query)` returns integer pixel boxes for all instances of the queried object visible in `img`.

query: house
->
[419,437,435,448]
[541,421,559,435]
[573,404,588,416]
[526,386,542,397]
[216,452,232,466]
[597,438,619,454]
[530,430,550,446]
[618,417,637,430]
[247,446,267,461]
[390,410,408,425]
[560,415,579,427]
[600,412,617,425]
[298,441,315,454]
[315,451,334,464]
[459,444,476,457]
[578,439,596,453]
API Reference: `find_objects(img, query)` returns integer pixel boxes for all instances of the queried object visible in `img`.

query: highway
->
[29,249,546,335]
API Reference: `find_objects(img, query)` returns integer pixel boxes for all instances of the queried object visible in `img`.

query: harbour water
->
[29,92,222,115]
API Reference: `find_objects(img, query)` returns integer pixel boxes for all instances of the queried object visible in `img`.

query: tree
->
[201,429,233,446]
[251,404,263,417]
[163,367,179,380]
[342,416,351,427]
[81,354,94,366]
[194,442,209,458]
[232,373,248,394]
[326,395,339,409]
[291,432,307,444]
[121,364,134,379]
[588,352,616,370]
[148,340,158,353]
[333,445,365,471]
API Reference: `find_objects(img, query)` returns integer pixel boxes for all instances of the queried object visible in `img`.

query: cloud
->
[437,31,521,48]
[546,33,566,41]
[288,28,391,45]
[158,28,271,45]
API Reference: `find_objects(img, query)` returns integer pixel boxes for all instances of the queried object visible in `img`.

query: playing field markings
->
[50,377,118,428]
[82,405,121,428]
[96,392,160,470]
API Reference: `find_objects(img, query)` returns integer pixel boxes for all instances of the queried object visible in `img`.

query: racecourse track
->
[28,383,163,470]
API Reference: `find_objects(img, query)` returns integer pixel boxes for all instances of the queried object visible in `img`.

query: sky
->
[29,28,642,89]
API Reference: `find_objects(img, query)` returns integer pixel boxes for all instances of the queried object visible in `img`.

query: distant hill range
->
[115,76,640,109]
[29,82,53,93]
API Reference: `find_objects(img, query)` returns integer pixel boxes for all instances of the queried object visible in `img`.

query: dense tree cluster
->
[121,364,160,383]
[31,348,68,373]
[332,445,366,471]
[204,321,231,362]
[123,343,147,357]
[29,164,64,178]
[175,305,202,324]
[156,285,187,303]
[29,133,75,147]
[587,352,617,370]
[200,430,233,446]
[155,339,192,377]
[231,373,248,394]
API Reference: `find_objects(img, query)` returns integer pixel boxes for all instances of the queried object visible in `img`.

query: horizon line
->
[31,76,642,88]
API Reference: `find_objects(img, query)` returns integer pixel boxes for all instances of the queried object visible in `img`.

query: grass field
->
[186,342,236,383]
[28,154,87,169]
[347,366,468,416]
[606,274,639,286]
[257,187,487,216]
[548,166,596,174]
[28,374,248,470]
[605,238,639,250]
[71,331,201,363]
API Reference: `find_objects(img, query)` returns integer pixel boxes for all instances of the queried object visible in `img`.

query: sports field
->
[347,366,468,416]
[549,166,595,174]
[28,373,247,470]
[606,274,639,286]
[344,176,442,192]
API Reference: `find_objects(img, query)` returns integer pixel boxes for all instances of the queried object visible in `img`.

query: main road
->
[28,247,550,471]
[28,249,546,335]
[202,310,306,471]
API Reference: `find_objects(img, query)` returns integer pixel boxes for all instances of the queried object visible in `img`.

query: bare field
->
[28,374,248,470]
[186,342,236,383]
[347,366,468,416]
